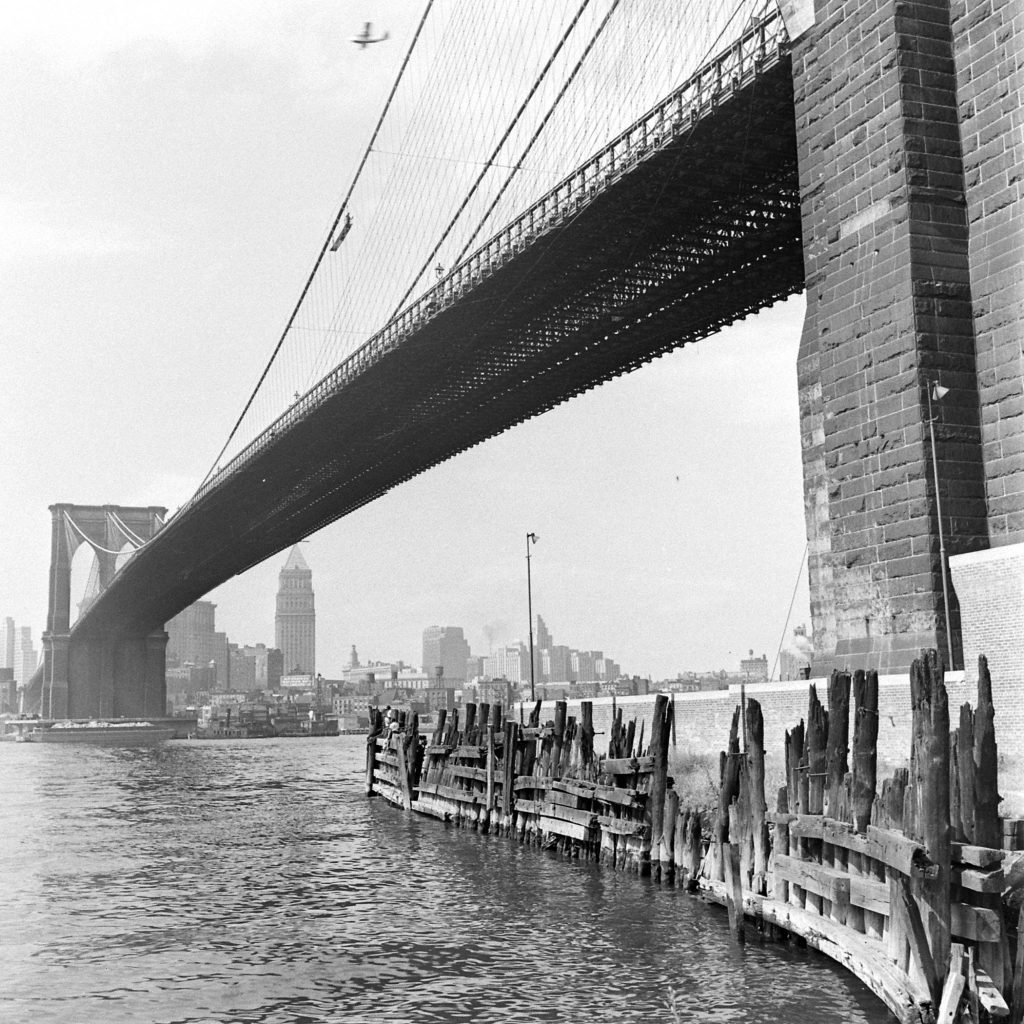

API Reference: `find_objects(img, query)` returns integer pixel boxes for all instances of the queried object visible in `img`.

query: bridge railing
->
[181,8,789,518]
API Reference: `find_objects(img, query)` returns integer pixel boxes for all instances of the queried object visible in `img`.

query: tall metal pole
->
[526,532,537,701]
[927,385,955,671]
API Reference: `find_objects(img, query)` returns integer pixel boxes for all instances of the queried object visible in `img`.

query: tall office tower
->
[535,615,552,650]
[15,627,37,687]
[421,626,470,681]
[0,617,14,670]
[275,545,315,675]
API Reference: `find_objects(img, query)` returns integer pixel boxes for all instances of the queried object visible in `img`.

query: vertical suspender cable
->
[387,0,594,321]
[197,0,437,492]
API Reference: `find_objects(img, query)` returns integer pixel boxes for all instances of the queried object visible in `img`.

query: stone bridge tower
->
[42,503,168,718]
[787,0,1023,674]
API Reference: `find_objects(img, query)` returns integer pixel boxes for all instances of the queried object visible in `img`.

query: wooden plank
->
[865,824,931,876]
[936,968,966,1024]
[513,775,551,792]
[424,743,452,755]
[448,764,487,782]
[950,902,1003,943]
[395,738,413,811]
[602,756,655,775]
[539,814,592,842]
[541,803,596,828]
[975,966,1010,1019]
[850,875,891,917]
[1011,903,1024,1024]
[591,785,641,807]
[896,873,939,1008]
[597,814,647,837]
[377,751,399,768]
[551,778,597,799]
[515,798,543,816]
[953,841,1009,867]
[766,811,797,825]
[774,854,851,905]
[545,788,585,809]
[451,744,485,760]
[952,865,1005,894]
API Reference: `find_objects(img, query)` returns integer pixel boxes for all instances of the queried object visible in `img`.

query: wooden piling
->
[974,655,1000,851]
[825,671,850,818]
[746,697,768,893]
[851,669,878,833]
[908,650,951,1002]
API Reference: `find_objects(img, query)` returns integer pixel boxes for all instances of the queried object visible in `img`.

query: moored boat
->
[20,720,176,744]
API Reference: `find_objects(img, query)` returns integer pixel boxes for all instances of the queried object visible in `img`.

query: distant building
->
[740,649,769,682]
[166,601,224,676]
[15,627,37,687]
[0,617,14,670]
[275,545,315,675]
[483,644,527,683]
[475,677,512,709]
[535,615,552,651]
[779,626,814,681]
[421,626,470,681]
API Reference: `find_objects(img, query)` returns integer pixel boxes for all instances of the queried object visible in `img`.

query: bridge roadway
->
[73,12,803,644]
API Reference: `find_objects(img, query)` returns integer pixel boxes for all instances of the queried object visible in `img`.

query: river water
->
[0,736,892,1024]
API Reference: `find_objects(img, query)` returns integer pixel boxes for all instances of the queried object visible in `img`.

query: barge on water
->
[14,719,176,744]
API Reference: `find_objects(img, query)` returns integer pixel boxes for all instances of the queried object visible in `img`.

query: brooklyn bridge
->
[32,0,1024,718]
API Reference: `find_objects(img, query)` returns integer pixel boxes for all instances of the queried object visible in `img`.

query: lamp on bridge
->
[526,532,538,702]
[926,381,954,670]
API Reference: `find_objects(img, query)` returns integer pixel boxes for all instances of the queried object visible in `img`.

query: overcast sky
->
[1,1,810,680]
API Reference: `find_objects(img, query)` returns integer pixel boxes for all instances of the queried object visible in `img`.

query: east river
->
[0,736,893,1023]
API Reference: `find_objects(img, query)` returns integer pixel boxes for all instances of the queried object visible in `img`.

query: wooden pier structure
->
[365,652,1024,1024]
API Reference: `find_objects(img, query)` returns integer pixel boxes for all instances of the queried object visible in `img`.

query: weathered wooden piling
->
[368,647,1017,1024]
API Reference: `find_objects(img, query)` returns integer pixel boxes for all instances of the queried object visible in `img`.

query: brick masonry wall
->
[950,542,1024,740]
[792,0,990,674]
[949,0,1024,545]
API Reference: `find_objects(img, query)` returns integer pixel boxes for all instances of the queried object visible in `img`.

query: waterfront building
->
[421,626,470,681]
[275,545,315,676]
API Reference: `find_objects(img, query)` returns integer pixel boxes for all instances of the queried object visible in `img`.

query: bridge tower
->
[787,0,1023,673]
[42,503,168,719]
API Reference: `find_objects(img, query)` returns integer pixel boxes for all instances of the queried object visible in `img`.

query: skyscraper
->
[0,617,14,670]
[275,545,315,675]
[421,626,470,681]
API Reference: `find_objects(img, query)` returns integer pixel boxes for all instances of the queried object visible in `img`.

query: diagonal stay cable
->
[196,0,437,493]
[387,0,594,322]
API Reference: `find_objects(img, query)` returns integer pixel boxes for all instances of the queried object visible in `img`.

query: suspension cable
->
[197,0,437,491]
[453,0,621,268]
[387,0,594,321]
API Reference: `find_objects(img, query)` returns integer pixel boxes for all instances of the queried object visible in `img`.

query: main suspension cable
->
[197,0,437,492]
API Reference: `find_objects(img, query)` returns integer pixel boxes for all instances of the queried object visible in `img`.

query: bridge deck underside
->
[78,58,803,639]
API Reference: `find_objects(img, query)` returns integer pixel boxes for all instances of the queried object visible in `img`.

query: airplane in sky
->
[351,22,390,48]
